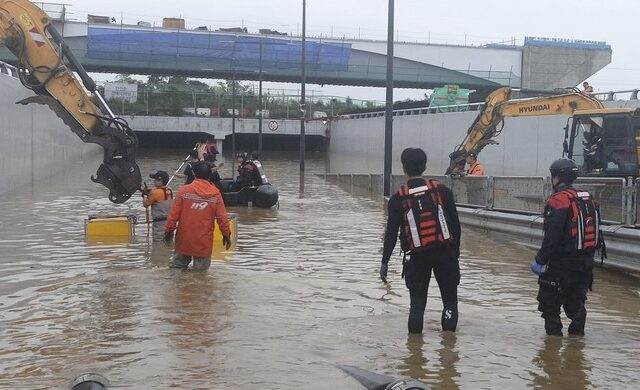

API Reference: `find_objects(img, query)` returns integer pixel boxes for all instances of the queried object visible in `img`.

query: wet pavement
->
[0,151,639,389]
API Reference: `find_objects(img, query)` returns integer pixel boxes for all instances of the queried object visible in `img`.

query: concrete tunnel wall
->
[0,74,100,195]
[328,100,640,177]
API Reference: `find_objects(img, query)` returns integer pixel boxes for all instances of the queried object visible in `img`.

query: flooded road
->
[1,151,639,389]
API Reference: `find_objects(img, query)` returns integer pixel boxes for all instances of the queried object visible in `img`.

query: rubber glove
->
[222,235,232,250]
[530,260,545,276]
[163,231,174,245]
[380,262,388,283]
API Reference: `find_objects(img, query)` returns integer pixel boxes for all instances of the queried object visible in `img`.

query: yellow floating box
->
[212,213,237,255]
[85,215,136,242]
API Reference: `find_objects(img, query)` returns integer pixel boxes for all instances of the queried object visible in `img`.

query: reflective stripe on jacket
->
[164,179,230,258]
[399,179,453,252]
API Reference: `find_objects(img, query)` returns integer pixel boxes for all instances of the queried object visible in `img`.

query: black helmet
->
[549,158,579,182]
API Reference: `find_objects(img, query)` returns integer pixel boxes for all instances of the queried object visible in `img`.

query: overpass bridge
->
[0,20,611,90]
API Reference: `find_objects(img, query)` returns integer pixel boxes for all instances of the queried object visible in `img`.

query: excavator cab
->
[566,109,640,177]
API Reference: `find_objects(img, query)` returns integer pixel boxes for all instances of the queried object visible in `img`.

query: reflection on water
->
[532,337,591,389]
[399,333,460,389]
[0,150,639,389]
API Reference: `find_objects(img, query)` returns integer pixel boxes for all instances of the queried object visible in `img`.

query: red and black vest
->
[551,188,602,254]
[399,179,453,252]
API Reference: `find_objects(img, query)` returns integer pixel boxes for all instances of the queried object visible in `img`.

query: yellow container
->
[85,215,135,242]
[212,213,237,255]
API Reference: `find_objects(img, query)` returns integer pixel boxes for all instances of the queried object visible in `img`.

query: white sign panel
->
[104,82,138,103]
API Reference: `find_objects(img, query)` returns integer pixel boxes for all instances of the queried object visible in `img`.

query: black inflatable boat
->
[218,160,279,208]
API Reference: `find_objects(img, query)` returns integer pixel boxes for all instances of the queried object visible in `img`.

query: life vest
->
[555,188,602,254]
[399,179,453,253]
[151,187,174,222]
[466,162,484,176]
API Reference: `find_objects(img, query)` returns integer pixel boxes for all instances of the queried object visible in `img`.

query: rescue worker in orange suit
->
[531,158,603,336]
[163,161,232,271]
[142,170,174,221]
[465,151,485,176]
[379,148,462,333]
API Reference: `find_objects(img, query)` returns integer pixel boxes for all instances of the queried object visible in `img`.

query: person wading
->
[379,148,462,333]
[164,161,232,271]
[142,170,174,222]
[531,158,604,336]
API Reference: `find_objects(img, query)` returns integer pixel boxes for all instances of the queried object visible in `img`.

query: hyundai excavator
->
[0,0,141,203]
[446,86,640,177]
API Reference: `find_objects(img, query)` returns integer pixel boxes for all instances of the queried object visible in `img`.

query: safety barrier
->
[451,176,491,208]
[322,173,639,226]
[457,208,640,273]
[492,176,547,214]
[574,177,627,224]
[321,173,640,273]
[636,178,640,227]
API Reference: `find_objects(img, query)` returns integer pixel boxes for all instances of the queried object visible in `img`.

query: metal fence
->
[574,178,627,224]
[323,173,640,227]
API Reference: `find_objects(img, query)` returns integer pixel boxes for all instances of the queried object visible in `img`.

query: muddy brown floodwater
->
[0,151,639,389]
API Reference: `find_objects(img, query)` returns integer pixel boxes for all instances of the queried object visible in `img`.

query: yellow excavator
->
[446,86,640,177]
[0,0,141,203]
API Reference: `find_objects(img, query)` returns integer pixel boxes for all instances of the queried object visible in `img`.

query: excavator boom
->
[446,87,604,174]
[0,0,141,203]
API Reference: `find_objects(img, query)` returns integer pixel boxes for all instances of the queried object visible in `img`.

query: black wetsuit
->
[382,178,461,333]
[535,183,596,336]
[183,163,195,184]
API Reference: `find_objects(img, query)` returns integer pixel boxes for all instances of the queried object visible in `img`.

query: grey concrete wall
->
[129,116,327,138]
[329,100,637,176]
[521,46,611,90]
[0,75,100,195]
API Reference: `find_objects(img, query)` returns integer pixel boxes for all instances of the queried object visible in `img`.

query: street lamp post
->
[300,0,307,191]
[258,37,263,155]
[383,0,394,197]
[232,73,236,174]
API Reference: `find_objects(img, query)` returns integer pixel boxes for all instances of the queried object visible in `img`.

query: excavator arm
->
[0,0,141,203]
[445,86,604,174]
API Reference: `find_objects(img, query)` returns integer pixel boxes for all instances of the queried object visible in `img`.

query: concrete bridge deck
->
[0,20,611,90]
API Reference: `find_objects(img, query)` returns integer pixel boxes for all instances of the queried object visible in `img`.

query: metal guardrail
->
[337,88,640,121]
[345,103,483,120]
[324,173,639,227]
[592,89,640,101]
[322,173,640,273]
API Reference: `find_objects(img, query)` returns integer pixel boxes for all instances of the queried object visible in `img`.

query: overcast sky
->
[65,0,638,101]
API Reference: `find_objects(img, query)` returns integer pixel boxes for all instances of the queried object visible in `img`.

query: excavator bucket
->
[92,158,141,204]
[446,150,468,175]
[17,95,141,203]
